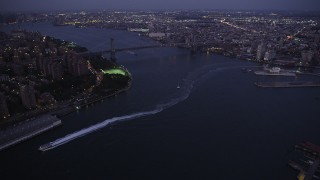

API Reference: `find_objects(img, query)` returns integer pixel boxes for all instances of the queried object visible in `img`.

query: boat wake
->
[40,63,247,151]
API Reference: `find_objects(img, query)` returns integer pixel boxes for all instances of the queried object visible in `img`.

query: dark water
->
[1,23,320,180]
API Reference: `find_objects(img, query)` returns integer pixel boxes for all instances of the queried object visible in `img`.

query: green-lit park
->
[101,68,129,76]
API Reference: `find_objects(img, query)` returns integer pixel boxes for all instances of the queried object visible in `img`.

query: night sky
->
[1,0,320,12]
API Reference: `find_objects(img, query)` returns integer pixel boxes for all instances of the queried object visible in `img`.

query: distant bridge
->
[78,38,165,61]
[79,38,216,62]
[79,44,163,56]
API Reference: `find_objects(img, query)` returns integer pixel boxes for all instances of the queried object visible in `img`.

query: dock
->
[255,81,320,88]
[254,71,296,76]
[289,142,320,180]
[0,114,62,152]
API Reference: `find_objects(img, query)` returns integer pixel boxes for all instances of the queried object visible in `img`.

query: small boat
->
[177,85,180,89]
[269,67,281,73]
[242,68,252,73]
[39,142,54,152]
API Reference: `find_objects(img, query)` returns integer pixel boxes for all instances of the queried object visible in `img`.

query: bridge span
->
[78,38,217,61]
[79,44,163,57]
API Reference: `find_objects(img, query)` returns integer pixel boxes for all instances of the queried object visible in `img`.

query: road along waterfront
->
[0,114,61,151]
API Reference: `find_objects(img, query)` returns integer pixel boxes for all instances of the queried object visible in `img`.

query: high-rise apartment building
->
[0,92,10,119]
[20,84,36,109]
[256,42,266,61]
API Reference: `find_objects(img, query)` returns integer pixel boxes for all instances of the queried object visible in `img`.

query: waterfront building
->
[13,51,20,64]
[54,15,66,26]
[67,58,76,75]
[76,59,89,76]
[38,92,56,106]
[12,64,24,76]
[0,92,10,119]
[256,42,266,61]
[0,75,10,82]
[19,84,36,109]
[51,61,64,80]
[315,35,320,44]
[0,56,4,65]
[40,57,64,79]
[11,29,26,39]
[35,54,43,71]
[42,59,50,76]
[314,51,320,64]
[301,50,314,65]
[65,52,87,76]
[264,50,276,61]
[149,32,166,39]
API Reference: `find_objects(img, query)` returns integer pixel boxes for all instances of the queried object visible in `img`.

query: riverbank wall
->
[0,114,62,152]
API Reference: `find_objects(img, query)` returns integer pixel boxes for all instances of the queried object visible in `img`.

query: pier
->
[289,142,320,180]
[254,71,296,76]
[255,81,320,88]
[0,114,62,152]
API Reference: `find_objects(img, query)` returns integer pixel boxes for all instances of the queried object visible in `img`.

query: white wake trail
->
[46,110,161,149]
[40,63,246,151]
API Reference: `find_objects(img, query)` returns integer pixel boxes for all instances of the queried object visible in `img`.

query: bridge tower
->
[110,38,116,62]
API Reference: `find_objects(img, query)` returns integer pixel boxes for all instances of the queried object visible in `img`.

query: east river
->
[1,23,320,179]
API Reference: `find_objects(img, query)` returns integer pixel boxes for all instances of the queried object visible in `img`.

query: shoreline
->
[0,25,133,150]
[0,78,132,152]
[55,78,132,118]
[0,115,62,152]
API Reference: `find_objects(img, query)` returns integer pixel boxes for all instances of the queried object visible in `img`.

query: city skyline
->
[1,1,320,178]
[1,0,320,12]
